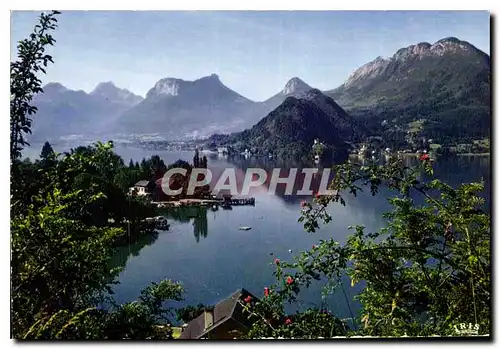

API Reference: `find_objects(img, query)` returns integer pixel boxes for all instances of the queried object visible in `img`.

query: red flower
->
[264,287,269,297]
[420,154,430,161]
[286,276,293,285]
[312,244,317,249]
[300,201,307,207]
[315,193,321,199]
[244,295,252,303]
[284,318,292,325]
[274,258,280,265]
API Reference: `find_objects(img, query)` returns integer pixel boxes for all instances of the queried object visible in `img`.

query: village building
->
[179,288,258,339]
[128,180,154,196]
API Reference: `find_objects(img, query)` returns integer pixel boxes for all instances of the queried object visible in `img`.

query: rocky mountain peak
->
[344,56,391,87]
[148,77,184,98]
[91,81,117,93]
[393,37,477,60]
[91,81,143,104]
[343,37,482,87]
[147,74,225,99]
[282,77,312,95]
[42,82,68,94]
[435,36,462,45]
[207,73,220,80]
[429,37,476,56]
[195,73,225,87]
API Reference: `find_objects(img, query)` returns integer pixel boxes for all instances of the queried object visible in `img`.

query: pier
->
[152,197,255,208]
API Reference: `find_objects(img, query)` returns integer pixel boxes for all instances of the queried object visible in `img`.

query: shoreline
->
[456,153,490,156]
[350,152,490,157]
[152,198,221,207]
[152,197,256,208]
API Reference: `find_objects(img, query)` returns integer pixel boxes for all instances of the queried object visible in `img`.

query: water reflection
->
[24,143,491,317]
[219,157,338,206]
[110,231,159,276]
[160,206,209,243]
[110,207,210,278]
[106,146,490,318]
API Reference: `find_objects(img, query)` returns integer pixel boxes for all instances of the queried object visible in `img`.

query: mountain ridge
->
[29,81,144,141]
[114,73,259,140]
[30,36,490,144]
[325,37,490,143]
[337,37,488,92]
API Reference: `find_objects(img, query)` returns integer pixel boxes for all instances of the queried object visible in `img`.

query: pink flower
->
[286,276,293,285]
[315,193,321,199]
[312,244,317,249]
[420,154,430,161]
[244,295,252,303]
[284,318,292,325]
[264,287,269,297]
[274,258,280,265]
[300,201,307,208]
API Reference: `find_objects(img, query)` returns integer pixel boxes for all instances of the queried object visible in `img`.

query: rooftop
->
[179,288,256,339]
[135,180,151,187]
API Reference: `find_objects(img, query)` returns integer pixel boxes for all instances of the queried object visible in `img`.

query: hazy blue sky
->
[11,11,490,101]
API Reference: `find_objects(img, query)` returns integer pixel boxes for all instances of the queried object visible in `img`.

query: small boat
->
[238,226,252,231]
[156,222,170,230]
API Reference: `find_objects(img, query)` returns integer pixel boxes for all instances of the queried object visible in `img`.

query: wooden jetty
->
[152,197,255,209]
[225,197,255,206]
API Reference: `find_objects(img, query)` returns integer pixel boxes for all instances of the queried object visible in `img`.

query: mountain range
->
[29,37,490,144]
[30,81,143,139]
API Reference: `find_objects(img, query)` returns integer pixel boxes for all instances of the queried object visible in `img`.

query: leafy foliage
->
[248,156,490,337]
[11,12,186,340]
[11,188,122,336]
[21,280,184,339]
[10,11,59,162]
[176,303,206,323]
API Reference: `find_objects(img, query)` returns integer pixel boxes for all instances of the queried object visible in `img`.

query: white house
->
[129,180,152,196]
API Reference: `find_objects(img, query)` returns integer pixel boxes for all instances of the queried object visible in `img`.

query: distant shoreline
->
[349,152,490,158]
[456,153,490,156]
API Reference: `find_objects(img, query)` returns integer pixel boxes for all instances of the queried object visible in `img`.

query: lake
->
[22,143,491,323]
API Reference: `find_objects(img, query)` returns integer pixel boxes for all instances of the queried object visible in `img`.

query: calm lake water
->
[22,143,491,322]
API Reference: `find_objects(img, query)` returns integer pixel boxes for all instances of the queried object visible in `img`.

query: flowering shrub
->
[245,157,490,338]
[419,153,430,161]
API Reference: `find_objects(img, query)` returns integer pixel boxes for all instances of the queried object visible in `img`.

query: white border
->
[2,1,497,348]
[2,1,499,10]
